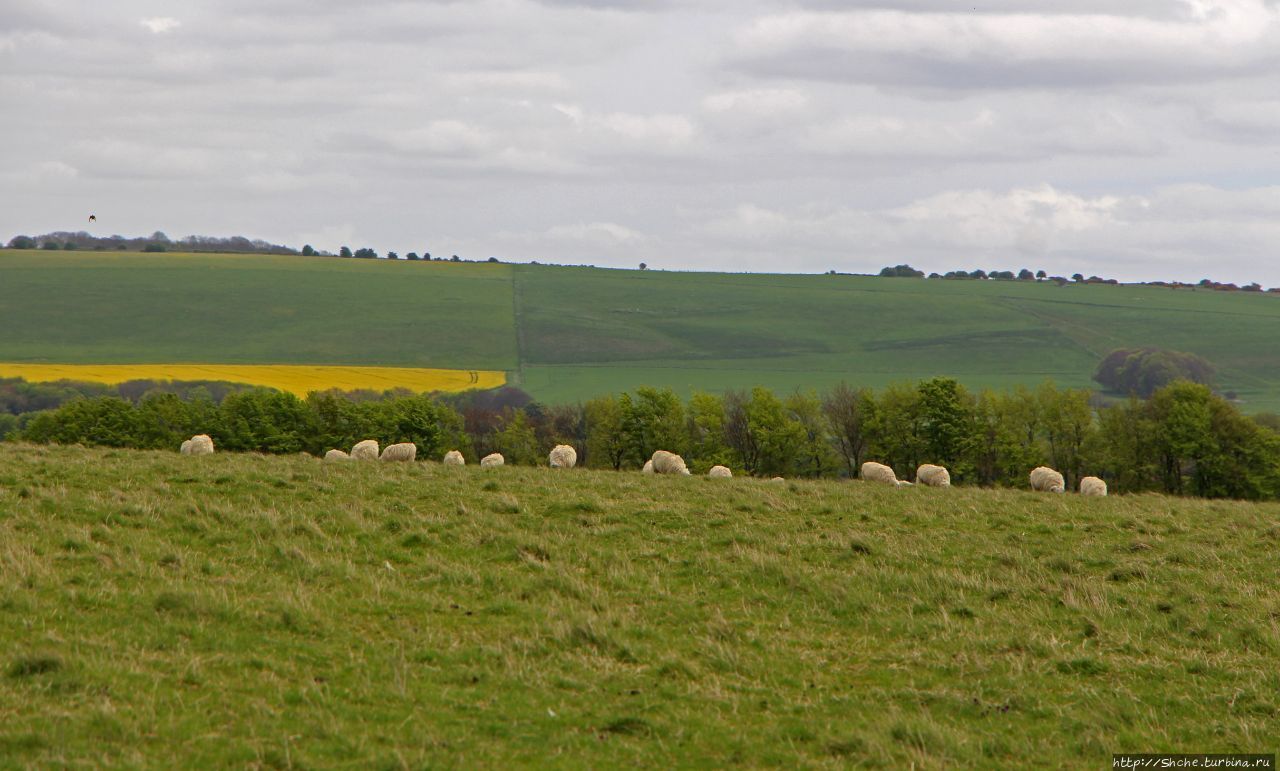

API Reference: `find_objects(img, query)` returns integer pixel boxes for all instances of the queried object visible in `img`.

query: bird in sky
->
[89,214,96,222]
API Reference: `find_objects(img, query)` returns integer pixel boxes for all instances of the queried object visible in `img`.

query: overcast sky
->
[4,0,1280,283]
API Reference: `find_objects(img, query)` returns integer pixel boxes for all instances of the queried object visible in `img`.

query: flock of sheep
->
[177,433,1106,495]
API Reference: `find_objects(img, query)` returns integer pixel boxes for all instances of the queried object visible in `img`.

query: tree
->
[406,252,420,260]
[387,251,399,260]
[494,409,539,465]
[879,264,925,278]
[1036,270,1047,280]
[301,244,316,256]
[7,235,36,249]
[339,246,352,258]
[585,395,628,470]
[639,262,647,270]
[1072,273,1085,283]
[451,255,461,262]
[621,388,686,466]
[916,377,975,479]
[1093,348,1215,398]
[1018,269,1035,280]
[787,390,836,478]
[822,382,874,476]
[686,391,733,472]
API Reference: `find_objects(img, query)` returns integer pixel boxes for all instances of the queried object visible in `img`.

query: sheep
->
[642,460,654,474]
[324,449,351,462]
[187,434,214,456]
[442,450,466,466]
[179,439,192,455]
[916,464,951,488]
[770,477,785,482]
[651,450,691,475]
[380,443,417,462]
[708,465,732,478]
[860,461,899,487]
[1029,466,1065,493]
[351,440,379,461]
[481,453,505,468]
[548,444,578,468]
[1079,476,1108,496]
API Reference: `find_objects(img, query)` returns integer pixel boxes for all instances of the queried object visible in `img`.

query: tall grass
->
[1,443,1277,767]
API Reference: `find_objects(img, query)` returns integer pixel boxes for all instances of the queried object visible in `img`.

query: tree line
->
[9,377,1280,501]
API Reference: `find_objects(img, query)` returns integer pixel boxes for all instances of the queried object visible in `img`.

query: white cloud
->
[546,221,644,244]
[140,17,181,34]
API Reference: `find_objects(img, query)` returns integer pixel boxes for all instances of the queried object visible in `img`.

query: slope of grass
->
[1,444,1277,767]
[0,251,518,370]
[4,250,1280,410]
[516,266,1280,409]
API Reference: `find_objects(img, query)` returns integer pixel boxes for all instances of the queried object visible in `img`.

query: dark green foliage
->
[878,264,925,278]
[1094,348,1216,397]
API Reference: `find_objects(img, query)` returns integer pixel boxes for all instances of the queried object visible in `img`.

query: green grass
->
[0,251,517,370]
[4,250,1280,410]
[2,443,1278,767]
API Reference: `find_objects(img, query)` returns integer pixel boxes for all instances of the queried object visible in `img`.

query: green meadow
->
[3,250,1280,410]
[1,444,1277,767]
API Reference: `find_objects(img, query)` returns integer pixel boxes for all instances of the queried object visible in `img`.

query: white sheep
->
[351,439,379,461]
[860,461,899,487]
[187,434,214,456]
[916,464,951,488]
[179,439,192,455]
[442,450,466,466]
[708,465,732,478]
[651,450,691,475]
[642,460,654,474]
[549,444,578,468]
[1079,476,1108,496]
[481,453,505,468]
[324,449,351,462]
[380,443,417,462]
[770,477,785,482]
[1029,466,1065,493]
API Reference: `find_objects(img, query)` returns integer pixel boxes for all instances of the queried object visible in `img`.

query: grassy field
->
[0,364,505,397]
[2,443,1277,767]
[4,249,1280,410]
[0,251,517,371]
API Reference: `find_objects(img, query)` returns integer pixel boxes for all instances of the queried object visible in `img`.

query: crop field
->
[4,249,1280,410]
[1,443,1276,767]
[0,363,505,397]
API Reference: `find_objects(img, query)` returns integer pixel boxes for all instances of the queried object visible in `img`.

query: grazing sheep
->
[324,449,351,462]
[442,450,466,466]
[642,460,654,474]
[916,464,951,488]
[651,450,691,475]
[1029,466,1065,493]
[351,440,379,461]
[481,453,505,468]
[380,443,417,462]
[708,465,732,478]
[187,434,214,456]
[1079,476,1108,496]
[860,461,900,487]
[179,439,192,455]
[770,477,785,482]
[548,444,578,468]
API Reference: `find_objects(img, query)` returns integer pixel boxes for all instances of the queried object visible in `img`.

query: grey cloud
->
[3,1,1280,286]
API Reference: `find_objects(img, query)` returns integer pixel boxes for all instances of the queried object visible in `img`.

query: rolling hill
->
[3,249,1279,410]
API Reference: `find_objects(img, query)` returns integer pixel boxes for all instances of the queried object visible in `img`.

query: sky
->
[4,0,1280,284]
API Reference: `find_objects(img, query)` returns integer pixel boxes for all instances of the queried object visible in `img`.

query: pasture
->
[1,443,1276,767]
[3,250,1280,410]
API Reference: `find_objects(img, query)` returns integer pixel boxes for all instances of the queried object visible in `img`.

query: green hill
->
[4,249,1280,410]
[2,444,1277,766]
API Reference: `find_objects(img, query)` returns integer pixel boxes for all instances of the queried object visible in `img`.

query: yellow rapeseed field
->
[0,363,505,397]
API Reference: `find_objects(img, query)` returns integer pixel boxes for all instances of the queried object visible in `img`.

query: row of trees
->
[880,264,1280,293]
[6,232,300,255]
[13,378,1280,501]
